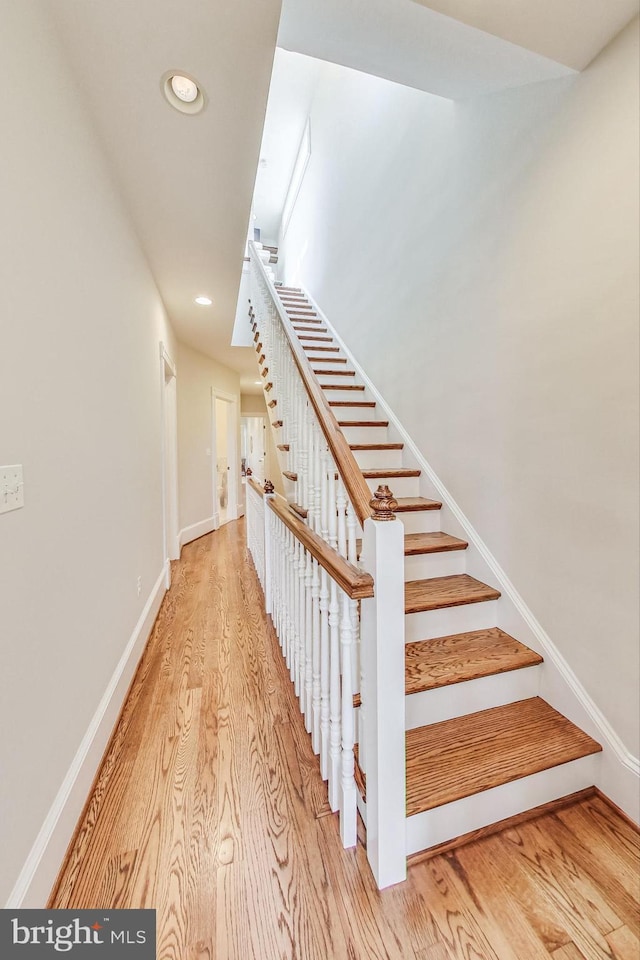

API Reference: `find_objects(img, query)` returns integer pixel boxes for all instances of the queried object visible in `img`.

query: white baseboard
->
[179,516,216,549]
[5,564,168,908]
[303,286,640,824]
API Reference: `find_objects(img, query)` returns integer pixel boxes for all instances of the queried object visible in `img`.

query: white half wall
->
[280,21,640,757]
[0,1,177,904]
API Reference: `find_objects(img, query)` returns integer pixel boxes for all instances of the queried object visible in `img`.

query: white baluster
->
[304,547,313,731]
[311,556,321,753]
[328,578,341,812]
[339,585,357,847]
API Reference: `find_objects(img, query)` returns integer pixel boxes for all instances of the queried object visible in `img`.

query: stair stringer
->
[299,286,639,824]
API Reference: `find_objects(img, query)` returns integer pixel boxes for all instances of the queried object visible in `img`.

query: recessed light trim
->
[195,296,212,306]
[161,71,206,115]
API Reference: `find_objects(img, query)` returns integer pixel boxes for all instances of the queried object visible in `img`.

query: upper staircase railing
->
[245,242,407,888]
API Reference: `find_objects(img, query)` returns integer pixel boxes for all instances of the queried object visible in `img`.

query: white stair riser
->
[352,449,404,470]
[364,475,421,498]
[404,551,466,580]
[405,664,541,729]
[321,389,368,403]
[404,599,499,642]
[328,402,373,415]
[340,426,390,445]
[314,371,356,384]
[405,753,600,855]
[398,511,442,535]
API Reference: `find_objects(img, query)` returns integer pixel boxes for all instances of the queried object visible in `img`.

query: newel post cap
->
[370,484,397,521]
[264,480,275,495]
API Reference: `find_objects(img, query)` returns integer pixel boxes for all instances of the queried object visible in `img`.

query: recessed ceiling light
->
[171,75,198,103]
[195,296,212,306]
[254,381,261,385]
[161,71,206,115]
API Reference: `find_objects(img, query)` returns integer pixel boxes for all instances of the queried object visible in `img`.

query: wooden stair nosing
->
[329,400,376,407]
[302,345,340,352]
[349,442,404,451]
[405,697,602,816]
[268,399,277,409]
[313,368,355,377]
[290,502,308,520]
[361,467,421,479]
[403,531,468,555]
[404,627,543,695]
[298,335,334,342]
[308,356,347,363]
[321,384,366,391]
[265,382,273,392]
[405,574,500,613]
[394,497,442,512]
[294,326,328,334]
[355,531,467,562]
[272,420,283,428]
[339,420,390,428]
[277,444,290,452]
[283,470,297,482]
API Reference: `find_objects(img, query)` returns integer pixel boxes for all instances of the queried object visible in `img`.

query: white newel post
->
[360,485,407,889]
[263,481,275,615]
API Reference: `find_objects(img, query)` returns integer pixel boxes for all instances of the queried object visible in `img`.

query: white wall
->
[177,342,241,536]
[281,22,640,756]
[0,1,178,904]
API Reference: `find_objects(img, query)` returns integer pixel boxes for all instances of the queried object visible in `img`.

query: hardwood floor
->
[50,520,640,960]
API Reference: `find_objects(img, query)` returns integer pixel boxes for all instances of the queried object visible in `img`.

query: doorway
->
[212,391,238,528]
[241,415,267,481]
[160,344,179,586]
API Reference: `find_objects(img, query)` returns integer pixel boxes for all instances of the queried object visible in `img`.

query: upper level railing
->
[248,240,373,529]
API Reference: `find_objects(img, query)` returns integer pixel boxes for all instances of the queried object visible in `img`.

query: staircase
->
[269,284,602,863]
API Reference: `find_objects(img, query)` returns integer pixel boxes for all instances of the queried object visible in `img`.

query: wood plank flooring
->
[50,520,640,959]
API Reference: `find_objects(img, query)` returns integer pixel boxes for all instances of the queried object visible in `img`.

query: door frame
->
[212,388,239,527]
[160,343,179,587]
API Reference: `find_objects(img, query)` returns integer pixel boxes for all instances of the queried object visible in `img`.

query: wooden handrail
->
[249,242,374,526]
[246,476,265,498]
[268,496,374,600]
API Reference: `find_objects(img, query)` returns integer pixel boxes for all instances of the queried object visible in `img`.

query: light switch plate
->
[0,464,24,514]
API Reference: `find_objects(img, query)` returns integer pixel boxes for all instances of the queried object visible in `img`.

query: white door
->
[213,392,239,527]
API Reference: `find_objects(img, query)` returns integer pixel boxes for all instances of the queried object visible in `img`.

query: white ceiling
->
[410,0,640,71]
[277,0,577,102]
[43,0,639,396]
[44,0,282,386]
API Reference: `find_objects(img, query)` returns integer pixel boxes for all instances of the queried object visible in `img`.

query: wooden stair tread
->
[321,384,365,391]
[302,345,340,352]
[329,400,376,407]
[394,497,442,512]
[313,369,356,376]
[298,335,333,342]
[309,356,347,363]
[405,698,602,816]
[338,420,389,427]
[283,470,297,482]
[277,444,289,452]
[294,326,328,333]
[405,575,500,613]
[405,627,543,695]
[272,420,283,428]
[356,530,466,560]
[361,467,420,478]
[403,532,468,555]
[268,399,277,408]
[349,442,403,451]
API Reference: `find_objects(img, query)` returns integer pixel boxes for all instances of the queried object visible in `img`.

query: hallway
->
[50,521,639,960]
